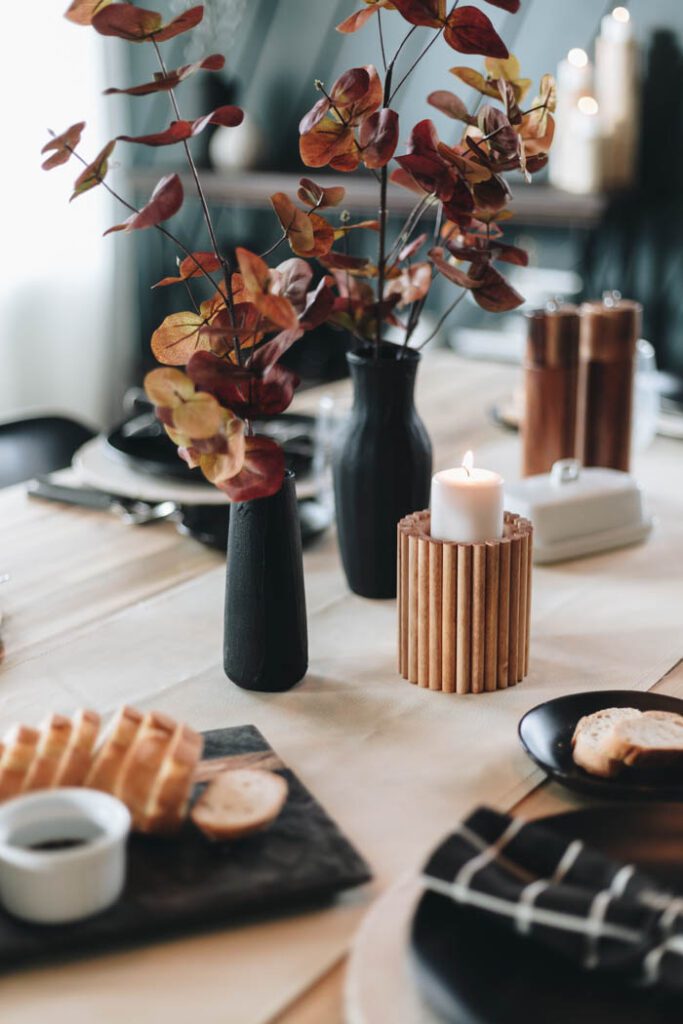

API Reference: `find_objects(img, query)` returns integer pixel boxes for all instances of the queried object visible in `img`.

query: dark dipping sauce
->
[27,838,89,852]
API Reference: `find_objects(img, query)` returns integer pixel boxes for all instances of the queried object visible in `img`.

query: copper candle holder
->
[397,511,533,694]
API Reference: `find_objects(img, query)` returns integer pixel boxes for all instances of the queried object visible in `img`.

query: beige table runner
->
[0,353,681,1024]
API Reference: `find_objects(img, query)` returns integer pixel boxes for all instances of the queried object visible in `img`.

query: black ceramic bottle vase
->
[334,343,432,600]
[224,470,308,691]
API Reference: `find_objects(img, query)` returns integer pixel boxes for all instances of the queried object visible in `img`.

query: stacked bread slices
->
[572,707,683,778]
[0,707,202,835]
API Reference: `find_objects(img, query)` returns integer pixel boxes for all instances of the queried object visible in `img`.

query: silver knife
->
[27,478,178,526]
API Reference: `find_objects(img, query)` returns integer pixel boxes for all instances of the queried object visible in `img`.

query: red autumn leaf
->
[219,436,285,502]
[299,97,331,137]
[250,328,306,374]
[198,304,264,353]
[471,264,524,312]
[427,90,474,123]
[332,65,383,125]
[319,252,371,272]
[117,105,243,147]
[391,0,445,28]
[64,0,112,26]
[297,177,346,209]
[92,4,203,43]
[478,105,519,160]
[444,7,509,59]
[472,173,510,214]
[429,247,480,289]
[300,279,335,330]
[152,251,222,288]
[104,54,225,96]
[489,241,528,266]
[104,173,183,235]
[481,0,520,10]
[359,108,399,169]
[390,167,429,196]
[41,122,85,170]
[70,139,115,200]
[187,351,299,419]
[336,6,378,33]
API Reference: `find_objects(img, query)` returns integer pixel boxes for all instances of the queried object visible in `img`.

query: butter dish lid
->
[504,459,653,564]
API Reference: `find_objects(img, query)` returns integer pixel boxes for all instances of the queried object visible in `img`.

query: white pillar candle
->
[430,451,504,543]
[549,48,593,191]
[595,6,639,191]
[561,96,603,195]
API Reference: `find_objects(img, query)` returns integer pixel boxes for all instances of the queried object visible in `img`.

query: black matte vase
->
[334,342,432,599]
[224,470,308,691]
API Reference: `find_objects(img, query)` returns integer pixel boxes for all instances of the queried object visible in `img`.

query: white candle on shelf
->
[595,6,639,191]
[561,95,603,195]
[549,48,593,191]
[430,451,504,544]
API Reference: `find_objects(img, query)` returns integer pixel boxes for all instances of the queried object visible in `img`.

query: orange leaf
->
[297,177,346,209]
[270,192,314,254]
[219,436,285,502]
[64,0,112,25]
[153,251,222,288]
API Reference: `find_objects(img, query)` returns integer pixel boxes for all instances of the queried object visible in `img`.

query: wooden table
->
[1,351,681,1024]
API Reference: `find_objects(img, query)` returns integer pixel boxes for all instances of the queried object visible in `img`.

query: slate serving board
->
[0,725,371,969]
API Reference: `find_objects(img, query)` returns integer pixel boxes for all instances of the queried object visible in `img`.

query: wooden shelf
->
[124,168,606,229]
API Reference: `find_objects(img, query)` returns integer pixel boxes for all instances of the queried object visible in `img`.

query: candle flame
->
[567,47,588,69]
[462,450,474,477]
[612,6,630,23]
[577,95,599,116]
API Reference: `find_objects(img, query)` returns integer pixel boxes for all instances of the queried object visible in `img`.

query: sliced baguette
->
[54,709,101,787]
[607,710,683,770]
[23,714,73,791]
[571,707,641,778]
[191,768,288,842]
[115,711,177,829]
[0,726,40,800]
[139,723,203,835]
[84,706,143,793]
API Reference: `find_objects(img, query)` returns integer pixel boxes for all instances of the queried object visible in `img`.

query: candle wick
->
[463,464,471,478]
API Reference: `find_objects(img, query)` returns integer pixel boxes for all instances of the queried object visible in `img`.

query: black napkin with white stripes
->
[422,807,683,992]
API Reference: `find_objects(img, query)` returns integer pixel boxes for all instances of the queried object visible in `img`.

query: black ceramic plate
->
[411,804,683,1024]
[106,413,316,483]
[518,689,683,800]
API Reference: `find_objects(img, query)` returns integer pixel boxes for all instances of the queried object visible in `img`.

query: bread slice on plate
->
[608,710,683,771]
[191,768,288,842]
[54,709,101,787]
[115,711,177,829]
[85,705,143,793]
[571,707,641,778]
[139,723,203,835]
[0,725,40,800]
[23,714,73,791]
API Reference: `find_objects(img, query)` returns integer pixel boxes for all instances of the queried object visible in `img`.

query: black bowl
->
[518,689,683,800]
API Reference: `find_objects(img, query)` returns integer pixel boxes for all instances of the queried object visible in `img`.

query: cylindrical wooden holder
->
[397,511,532,694]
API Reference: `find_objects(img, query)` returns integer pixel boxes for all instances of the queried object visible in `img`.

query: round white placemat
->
[345,874,442,1024]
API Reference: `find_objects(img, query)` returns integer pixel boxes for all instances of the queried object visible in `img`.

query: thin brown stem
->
[374,64,393,357]
[377,9,388,71]
[389,28,443,103]
[151,40,241,365]
[64,142,228,300]
[416,290,467,350]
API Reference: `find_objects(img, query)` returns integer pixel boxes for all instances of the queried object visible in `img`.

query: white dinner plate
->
[73,437,316,505]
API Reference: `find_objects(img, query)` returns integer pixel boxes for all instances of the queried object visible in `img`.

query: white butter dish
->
[504,459,654,564]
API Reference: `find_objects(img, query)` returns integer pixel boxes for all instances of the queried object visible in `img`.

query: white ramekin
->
[0,788,131,924]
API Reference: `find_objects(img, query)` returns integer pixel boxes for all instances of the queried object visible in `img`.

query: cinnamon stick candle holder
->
[397,511,533,694]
